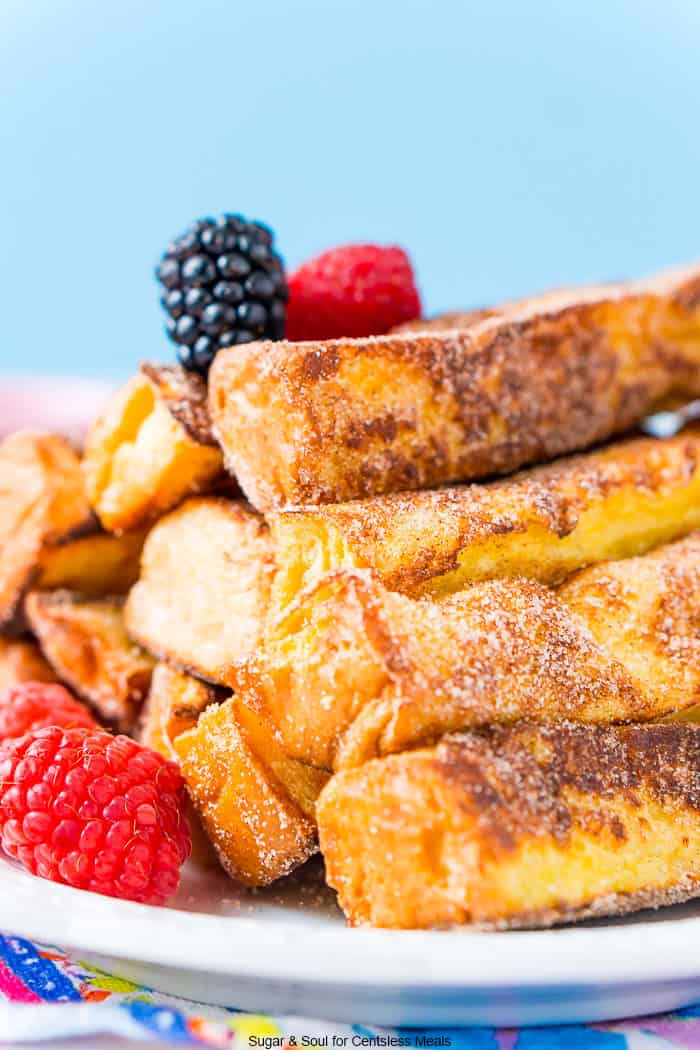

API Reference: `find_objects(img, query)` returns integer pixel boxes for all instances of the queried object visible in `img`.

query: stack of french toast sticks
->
[5,260,700,929]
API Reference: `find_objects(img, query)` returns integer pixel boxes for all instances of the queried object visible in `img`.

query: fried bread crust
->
[270,429,700,612]
[138,662,220,758]
[558,532,700,715]
[234,533,700,770]
[0,431,145,634]
[0,431,95,633]
[83,364,226,534]
[0,638,58,690]
[317,722,700,928]
[36,527,146,596]
[174,696,329,886]
[125,498,275,684]
[138,663,222,866]
[25,590,154,732]
[209,263,700,511]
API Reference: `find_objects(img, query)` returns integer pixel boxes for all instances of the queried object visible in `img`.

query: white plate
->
[3,857,700,1027]
[4,376,700,1027]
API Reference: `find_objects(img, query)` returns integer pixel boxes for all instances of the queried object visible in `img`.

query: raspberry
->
[0,682,98,742]
[0,727,191,905]
[286,244,421,341]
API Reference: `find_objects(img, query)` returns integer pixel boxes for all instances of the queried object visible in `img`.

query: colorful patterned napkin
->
[1,933,700,1048]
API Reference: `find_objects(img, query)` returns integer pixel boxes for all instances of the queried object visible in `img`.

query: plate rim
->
[4,862,700,990]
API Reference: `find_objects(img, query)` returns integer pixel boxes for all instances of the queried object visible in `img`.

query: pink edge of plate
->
[0,375,117,440]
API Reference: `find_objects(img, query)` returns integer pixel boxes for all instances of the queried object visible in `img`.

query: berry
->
[184,287,211,315]
[0,683,97,743]
[0,727,191,904]
[156,214,288,375]
[286,244,421,341]
[162,288,185,318]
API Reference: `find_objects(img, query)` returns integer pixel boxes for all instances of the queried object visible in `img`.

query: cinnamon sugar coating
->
[234,533,700,771]
[174,697,328,886]
[270,428,700,609]
[139,363,218,446]
[318,722,700,928]
[209,262,700,511]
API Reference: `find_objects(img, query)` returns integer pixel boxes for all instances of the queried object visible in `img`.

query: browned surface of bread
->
[174,696,329,886]
[209,263,700,511]
[0,637,58,690]
[0,431,95,633]
[138,662,221,758]
[125,498,274,684]
[318,722,700,928]
[270,429,700,611]
[83,364,226,533]
[36,526,146,597]
[235,533,700,770]
[0,431,146,635]
[138,663,222,866]
[559,532,700,716]
[139,363,219,445]
[25,590,154,732]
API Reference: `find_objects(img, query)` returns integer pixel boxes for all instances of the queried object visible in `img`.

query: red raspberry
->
[0,727,191,905]
[0,682,97,742]
[286,244,421,341]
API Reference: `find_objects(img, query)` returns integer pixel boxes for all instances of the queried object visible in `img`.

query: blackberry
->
[156,215,288,374]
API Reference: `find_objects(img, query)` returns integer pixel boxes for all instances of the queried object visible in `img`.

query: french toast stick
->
[270,429,700,610]
[125,498,275,684]
[36,526,146,597]
[317,722,700,929]
[0,638,58,690]
[234,533,700,770]
[83,364,226,534]
[174,697,329,886]
[139,662,220,759]
[25,591,154,732]
[0,431,94,633]
[0,431,145,634]
[138,663,222,867]
[209,262,700,511]
[558,532,700,716]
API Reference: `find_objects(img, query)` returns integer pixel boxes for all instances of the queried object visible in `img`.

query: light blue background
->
[1,0,699,378]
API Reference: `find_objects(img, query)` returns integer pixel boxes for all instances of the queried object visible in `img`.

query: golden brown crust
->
[25,590,154,732]
[270,429,700,610]
[233,573,638,772]
[0,637,58,690]
[125,498,274,684]
[558,532,700,715]
[36,526,146,597]
[83,366,225,533]
[138,662,222,759]
[209,263,700,511]
[235,533,700,770]
[318,722,700,928]
[0,431,95,634]
[174,697,329,886]
[139,363,217,445]
[138,663,223,867]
